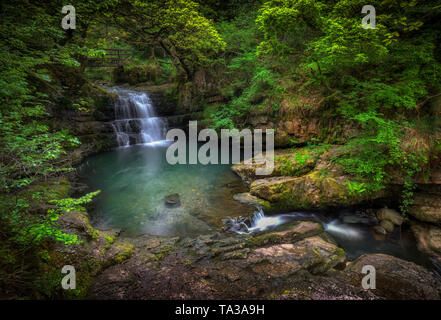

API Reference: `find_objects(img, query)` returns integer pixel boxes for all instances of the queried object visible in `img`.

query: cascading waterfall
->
[108,87,167,147]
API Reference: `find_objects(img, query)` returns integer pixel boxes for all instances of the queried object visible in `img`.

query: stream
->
[78,87,439,277]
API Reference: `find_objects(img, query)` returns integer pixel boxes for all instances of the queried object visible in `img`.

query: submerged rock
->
[341,211,378,225]
[164,193,181,207]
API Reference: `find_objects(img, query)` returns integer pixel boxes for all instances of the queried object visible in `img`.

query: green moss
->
[246,233,282,247]
[104,235,116,248]
[144,244,176,263]
[113,242,135,263]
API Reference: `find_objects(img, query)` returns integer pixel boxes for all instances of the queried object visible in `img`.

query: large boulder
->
[411,222,441,265]
[246,236,347,277]
[376,208,404,226]
[249,173,372,211]
[408,192,441,225]
[348,254,441,300]
[278,253,441,300]
[232,146,387,212]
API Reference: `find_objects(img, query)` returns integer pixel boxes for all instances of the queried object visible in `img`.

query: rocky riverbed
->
[51,200,441,300]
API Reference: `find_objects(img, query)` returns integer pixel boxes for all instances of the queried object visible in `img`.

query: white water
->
[109,87,168,147]
[323,220,361,239]
[232,208,362,240]
[247,207,286,233]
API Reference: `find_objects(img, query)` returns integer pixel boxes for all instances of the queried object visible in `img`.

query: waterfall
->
[108,87,167,147]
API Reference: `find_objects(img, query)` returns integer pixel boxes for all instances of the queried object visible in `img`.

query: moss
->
[186,248,199,258]
[273,148,318,177]
[19,177,71,209]
[254,166,377,211]
[307,243,346,275]
[34,250,101,300]
[246,233,285,248]
[144,244,176,263]
[104,235,116,248]
[113,242,135,263]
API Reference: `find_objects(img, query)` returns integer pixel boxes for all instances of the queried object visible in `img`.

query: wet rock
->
[348,254,441,300]
[128,119,142,133]
[104,240,135,265]
[342,211,378,225]
[411,222,441,265]
[275,270,378,300]
[233,193,271,210]
[164,193,181,208]
[373,225,388,235]
[222,216,250,233]
[380,219,395,233]
[246,221,323,247]
[247,236,346,276]
[377,208,403,226]
[408,193,441,225]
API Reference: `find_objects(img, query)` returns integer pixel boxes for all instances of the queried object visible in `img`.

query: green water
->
[78,143,255,237]
[78,143,441,277]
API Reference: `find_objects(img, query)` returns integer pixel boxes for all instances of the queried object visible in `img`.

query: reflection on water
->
[78,143,255,237]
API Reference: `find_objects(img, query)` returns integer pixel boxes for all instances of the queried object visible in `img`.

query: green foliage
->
[256,0,324,55]
[207,8,285,130]
[0,1,113,298]
[255,0,441,211]
[116,0,225,80]
[275,144,329,176]
[346,181,367,196]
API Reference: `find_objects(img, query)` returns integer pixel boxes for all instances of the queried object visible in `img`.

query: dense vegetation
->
[206,0,441,211]
[1,0,440,298]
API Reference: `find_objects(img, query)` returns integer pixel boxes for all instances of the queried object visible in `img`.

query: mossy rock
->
[105,241,135,264]
[246,221,323,248]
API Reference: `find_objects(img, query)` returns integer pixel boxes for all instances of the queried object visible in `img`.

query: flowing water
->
[108,87,168,147]
[228,208,440,275]
[79,86,439,275]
